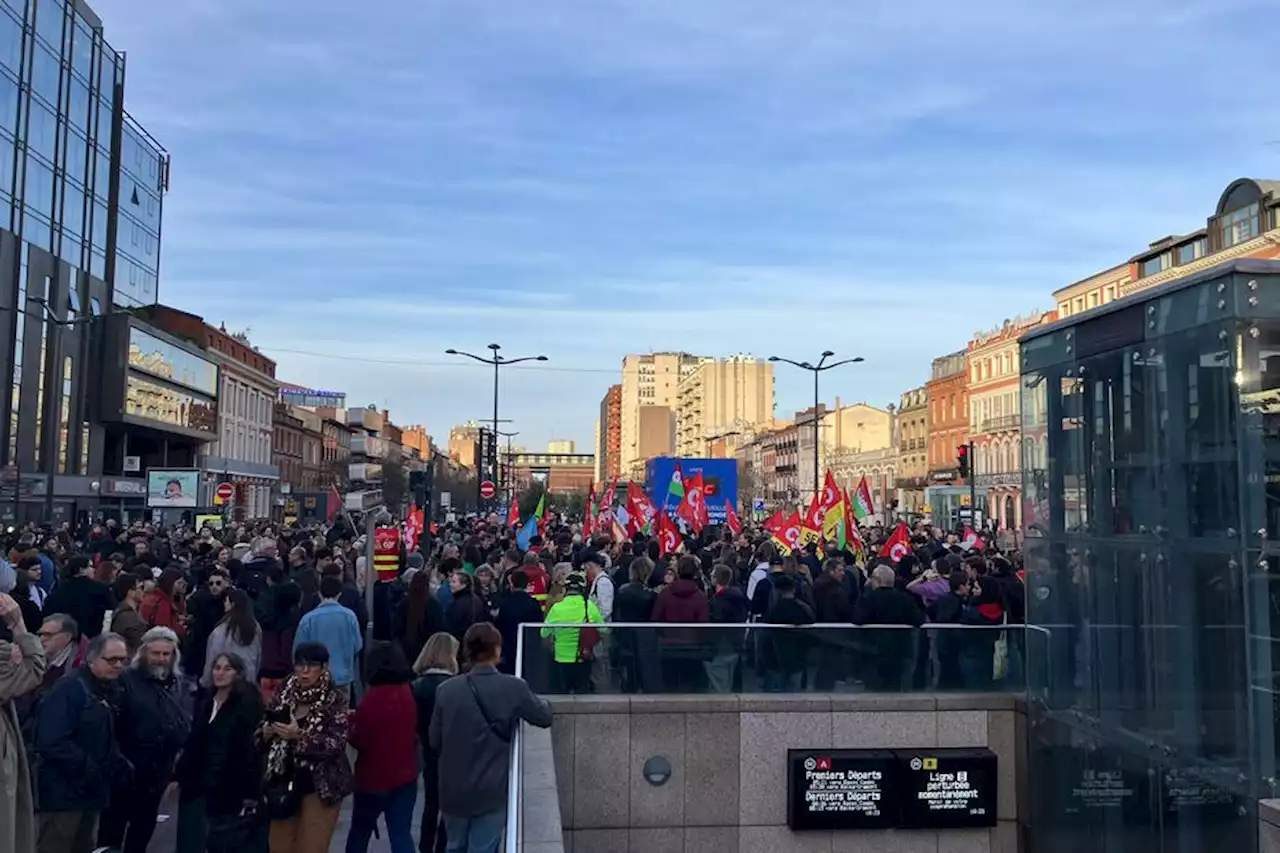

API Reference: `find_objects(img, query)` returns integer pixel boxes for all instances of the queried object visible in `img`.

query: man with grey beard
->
[97,626,192,853]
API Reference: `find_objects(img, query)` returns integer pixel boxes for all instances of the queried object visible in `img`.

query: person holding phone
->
[260,642,352,853]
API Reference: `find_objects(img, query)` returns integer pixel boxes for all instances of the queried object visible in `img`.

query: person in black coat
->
[98,628,191,853]
[853,565,925,691]
[612,557,659,694]
[410,634,457,853]
[174,651,263,853]
[761,575,815,692]
[706,565,748,693]
[182,570,229,684]
[812,560,855,690]
[493,570,544,675]
[41,555,115,639]
[444,571,487,644]
[35,633,131,853]
[396,570,447,665]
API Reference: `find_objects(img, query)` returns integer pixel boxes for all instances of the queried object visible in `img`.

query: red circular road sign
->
[215,482,235,502]
[479,480,497,500]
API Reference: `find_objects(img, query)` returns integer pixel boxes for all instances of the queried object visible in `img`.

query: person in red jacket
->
[139,568,188,639]
[651,555,710,691]
[346,642,419,853]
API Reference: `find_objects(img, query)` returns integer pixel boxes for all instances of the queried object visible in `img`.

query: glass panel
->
[33,0,61,49]
[88,196,105,248]
[26,97,56,161]
[127,326,219,396]
[63,125,84,187]
[60,179,81,236]
[23,153,52,217]
[0,133,13,202]
[0,9,20,74]
[0,72,18,136]
[96,43,113,97]
[56,354,69,471]
[30,42,59,106]
[125,375,217,433]
[70,18,90,81]
[66,75,88,130]
[31,276,48,468]
[517,623,1028,695]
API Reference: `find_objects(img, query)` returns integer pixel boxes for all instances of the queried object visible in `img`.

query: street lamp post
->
[445,344,547,508]
[768,352,864,496]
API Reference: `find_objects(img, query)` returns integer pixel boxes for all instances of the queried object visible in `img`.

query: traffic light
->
[957,444,970,479]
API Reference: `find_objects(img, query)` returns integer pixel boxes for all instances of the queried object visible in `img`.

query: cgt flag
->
[676,471,709,533]
[880,522,912,563]
[657,510,682,556]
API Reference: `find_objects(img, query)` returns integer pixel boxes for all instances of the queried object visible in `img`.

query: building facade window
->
[57,355,71,471]
[1141,252,1171,278]
[1176,237,1207,266]
[1219,202,1259,249]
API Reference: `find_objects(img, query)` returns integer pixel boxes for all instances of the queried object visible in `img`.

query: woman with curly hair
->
[260,642,353,853]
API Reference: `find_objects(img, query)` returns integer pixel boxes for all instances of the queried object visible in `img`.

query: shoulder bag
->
[466,674,511,743]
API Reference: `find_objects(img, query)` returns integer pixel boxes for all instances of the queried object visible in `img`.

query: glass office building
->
[0,0,168,519]
[1020,257,1280,852]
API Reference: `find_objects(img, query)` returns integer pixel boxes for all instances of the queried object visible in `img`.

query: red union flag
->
[676,471,709,533]
[780,511,803,552]
[724,499,742,536]
[373,526,401,580]
[657,511,682,556]
[881,522,912,564]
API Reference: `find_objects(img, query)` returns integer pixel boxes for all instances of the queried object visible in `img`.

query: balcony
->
[350,433,386,458]
[348,462,383,482]
[346,407,384,432]
[979,414,1021,433]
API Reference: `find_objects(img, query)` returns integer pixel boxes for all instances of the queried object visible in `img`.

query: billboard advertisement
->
[147,469,199,508]
[644,457,738,524]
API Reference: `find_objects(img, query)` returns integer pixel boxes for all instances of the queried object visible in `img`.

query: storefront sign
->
[929,469,959,482]
[974,472,1022,488]
[101,477,147,497]
[788,748,997,831]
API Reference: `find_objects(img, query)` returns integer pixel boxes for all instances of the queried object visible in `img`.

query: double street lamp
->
[768,352,864,496]
[445,344,547,505]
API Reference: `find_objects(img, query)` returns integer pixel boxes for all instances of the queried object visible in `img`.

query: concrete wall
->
[521,723,567,853]
[548,693,1027,853]
[1261,799,1280,853]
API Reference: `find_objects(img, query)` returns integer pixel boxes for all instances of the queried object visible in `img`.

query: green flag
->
[667,467,685,500]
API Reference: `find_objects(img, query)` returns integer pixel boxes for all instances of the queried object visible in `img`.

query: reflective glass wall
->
[1021,260,1280,853]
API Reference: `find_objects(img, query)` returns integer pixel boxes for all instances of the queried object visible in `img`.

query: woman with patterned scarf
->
[260,642,353,853]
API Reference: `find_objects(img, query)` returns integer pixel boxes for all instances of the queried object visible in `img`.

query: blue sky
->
[94,0,1279,451]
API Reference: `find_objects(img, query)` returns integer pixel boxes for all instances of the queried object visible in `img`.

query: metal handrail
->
[505,621,527,853]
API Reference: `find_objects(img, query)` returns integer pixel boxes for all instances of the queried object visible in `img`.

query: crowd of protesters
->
[0,510,1021,853]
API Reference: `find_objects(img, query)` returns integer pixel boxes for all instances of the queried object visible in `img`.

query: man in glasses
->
[34,631,130,853]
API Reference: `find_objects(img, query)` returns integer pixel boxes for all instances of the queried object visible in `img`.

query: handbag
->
[261,752,305,821]
[577,594,600,662]
[207,808,268,853]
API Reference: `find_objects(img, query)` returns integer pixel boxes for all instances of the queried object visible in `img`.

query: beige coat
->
[0,632,46,853]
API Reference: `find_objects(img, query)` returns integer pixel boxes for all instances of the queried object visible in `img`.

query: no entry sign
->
[479,480,497,499]
[214,482,234,504]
